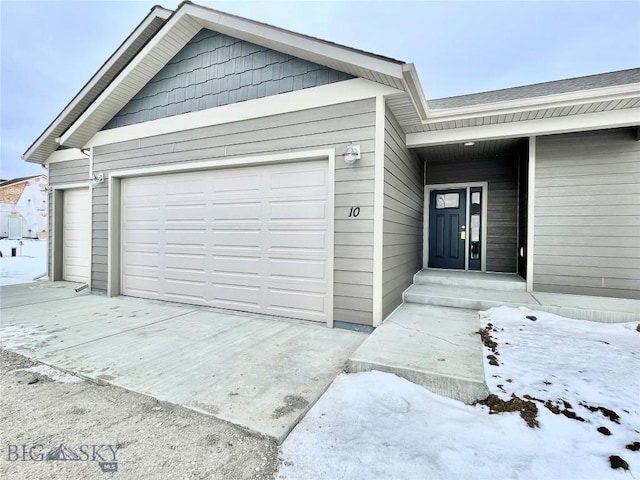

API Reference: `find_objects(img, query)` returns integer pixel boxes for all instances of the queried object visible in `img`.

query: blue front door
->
[428,188,466,269]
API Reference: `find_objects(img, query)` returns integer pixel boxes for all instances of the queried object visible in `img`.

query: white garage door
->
[63,188,91,282]
[121,161,331,322]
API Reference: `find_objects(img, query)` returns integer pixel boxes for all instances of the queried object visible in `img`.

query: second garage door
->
[121,160,331,322]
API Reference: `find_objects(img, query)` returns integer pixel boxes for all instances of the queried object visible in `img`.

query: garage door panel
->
[165,253,207,272]
[213,230,262,248]
[122,160,330,322]
[270,231,326,250]
[123,275,161,296]
[124,251,159,268]
[211,255,261,276]
[268,258,326,281]
[164,279,207,302]
[165,204,207,221]
[212,283,261,307]
[212,173,261,193]
[124,205,161,222]
[211,202,261,221]
[165,229,207,247]
[63,188,90,283]
[268,289,326,317]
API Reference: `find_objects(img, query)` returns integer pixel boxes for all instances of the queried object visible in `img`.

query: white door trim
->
[108,149,335,327]
[424,182,489,272]
[526,136,536,292]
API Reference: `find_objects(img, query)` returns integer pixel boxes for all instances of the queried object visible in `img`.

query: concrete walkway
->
[0,282,365,443]
[348,269,640,404]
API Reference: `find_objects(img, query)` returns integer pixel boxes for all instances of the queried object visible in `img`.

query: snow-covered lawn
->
[0,239,47,286]
[277,307,640,480]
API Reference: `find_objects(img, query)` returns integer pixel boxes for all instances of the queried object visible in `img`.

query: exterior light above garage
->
[464,141,475,146]
[343,144,361,165]
[90,173,104,187]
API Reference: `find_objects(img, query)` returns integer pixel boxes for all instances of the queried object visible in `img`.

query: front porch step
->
[404,283,530,311]
[347,304,489,404]
[403,283,640,323]
[414,269,526,292]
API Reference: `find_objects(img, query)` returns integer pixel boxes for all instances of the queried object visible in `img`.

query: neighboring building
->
[0,175,48,239]
[22,3,640,327]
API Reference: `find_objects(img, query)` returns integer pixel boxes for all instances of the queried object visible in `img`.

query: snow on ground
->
[20,364,83,383]
[277,307,640,480]
[0,324,54,350]
[0,239,47,285]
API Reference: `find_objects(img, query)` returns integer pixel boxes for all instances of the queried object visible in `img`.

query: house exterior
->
[23,2,640,328]
[0,175,48,239]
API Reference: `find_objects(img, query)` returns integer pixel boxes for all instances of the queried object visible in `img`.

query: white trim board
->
[407,108,640,147]
[424,182,489,272]
[107,148,336,328]
[526,136,536,292]
[85,78,401,148]
[423,83,640,123]
[372,95,386,327]
[45,148,89,164]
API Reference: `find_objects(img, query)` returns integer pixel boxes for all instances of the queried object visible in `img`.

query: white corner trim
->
[425,83,640,123]
[372,95,386,327]
[85,78,402,148]
[45,148,90,164]
[526,136,536,292]
[325,150,336,328]
[407,107,640,147]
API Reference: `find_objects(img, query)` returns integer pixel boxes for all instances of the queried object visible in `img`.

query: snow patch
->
[277,308,640,480]
[0,324,53,350]
[0,239,48,285]
[20,364,83,384]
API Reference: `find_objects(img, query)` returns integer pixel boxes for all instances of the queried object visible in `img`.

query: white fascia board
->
[23,7,171,163]
[86,78,402,148]
[186,4,405,79]
[401,63,429,120]
[406,107,640,147]
[424,83,640,123]
[59,10,198,148]
[45,149,89,165]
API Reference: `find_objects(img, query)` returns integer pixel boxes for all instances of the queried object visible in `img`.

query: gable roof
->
[30,1,418,160]
[22,6,172,164]
[0,175,47,204]
[429,68,640,110]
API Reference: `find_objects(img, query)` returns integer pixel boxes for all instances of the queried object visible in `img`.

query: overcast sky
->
[1,0,639,180]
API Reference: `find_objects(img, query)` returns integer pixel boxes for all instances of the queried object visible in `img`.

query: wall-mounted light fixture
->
[464,141,475,147]
[90,173,104,187]
[344,144,361,165]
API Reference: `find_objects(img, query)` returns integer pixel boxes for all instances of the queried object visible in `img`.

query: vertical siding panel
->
[382,106,424,318]
[534,127,640,299]
[93,99,377,324]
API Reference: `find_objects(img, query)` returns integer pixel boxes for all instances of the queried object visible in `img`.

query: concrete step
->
[346,303,489,404]
[403,283,640,323]
[414,269,526,291]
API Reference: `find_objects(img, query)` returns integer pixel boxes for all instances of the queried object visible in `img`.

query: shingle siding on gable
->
[104,29,355,129]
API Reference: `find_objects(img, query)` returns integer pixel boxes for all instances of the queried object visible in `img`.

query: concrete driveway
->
[0,282,366,443]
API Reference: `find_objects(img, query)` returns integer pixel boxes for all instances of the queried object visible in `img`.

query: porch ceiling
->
[414,137,526,163]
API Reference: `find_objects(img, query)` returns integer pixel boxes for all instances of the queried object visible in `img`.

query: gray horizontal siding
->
[48,158,89,185]
[382,106,423,318]
[93,98,377,325]
[425,157,519,273]
[534,127,640,299]
[104,28,354,129]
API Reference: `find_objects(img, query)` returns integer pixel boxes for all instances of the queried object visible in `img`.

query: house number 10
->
[348,207,360,217]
